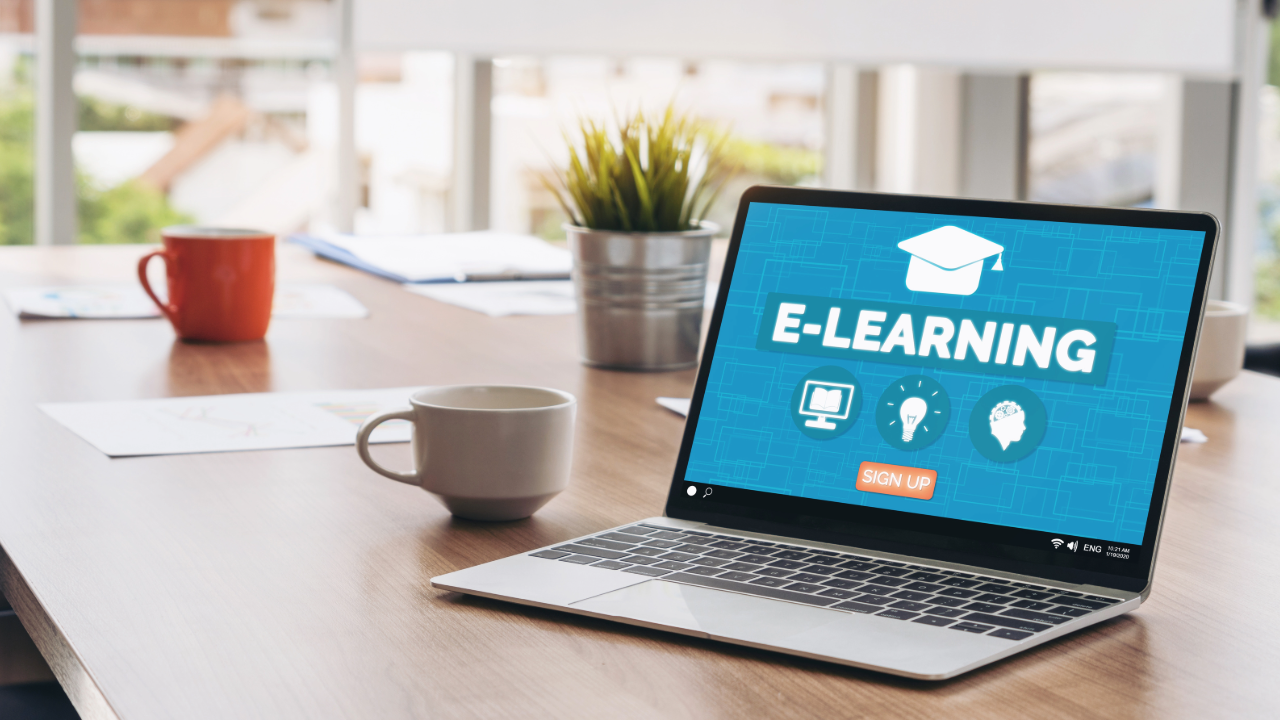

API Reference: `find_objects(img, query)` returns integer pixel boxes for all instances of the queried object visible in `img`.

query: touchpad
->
[570,580,846,645]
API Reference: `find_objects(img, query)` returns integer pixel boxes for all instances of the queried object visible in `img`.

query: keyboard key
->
[722,562,762,572]
[975,583,1015,593]
[871,566,912,577]
[771,551,813,561]
[783,583,826,594]
[1052,597,1111,611]
[753,567,795,578]
[530,550,569,559]
[866,577,909,588]
[775,544,805,550]
[904,565,930,571]
[653,561,693,571]
[672,544,709,554]
[560,555,599,564]
[834,570,875,581]
[618,526,655,536]
[663,572,841,607]
[852,594,896,606]
[1056,590,1084,597]
[688,557,728,568]
[621,555,660,565]
[822,578,864,590]
[907,572,947,583]
[709,541,750,551]
[877,608,921,620]
[891,590,931,602]
[902,582,944,593]
[581,537,635,551]
[749,576,791,588]
[675,535,717,546]
[837,561,878,571]
[592,560,631,570]
[940,577,982,588]
[599,533,642,544]
[913,615,955,627]
[962,612,1052,633]
[938,588,979,598]
[858,585,898,596]
[989,628,1034,641]
[841,555,872,561]
[737,554,775,564]
[1081,595,1122,604]
[685,566,725,577]
[1011,599,1053,611]
[624,566,670,577]
[818,588,860,600]
[788,573,830,584]
[680,530,713,537]
[925,596,969,607]
[810,549,839,556]
[554,544,628,560]
[950,622,994,634]
[924,606,968,618]
[879,561,907,567]
[888,601,930,612]
[767,559,807,570]
[1002,608,1070,625]
[649,531,687,541]
[1011,589,1057,601]
[949,571,975,577]
[963,602,1006,614]
[643,539,682,549]
[1047,605,1090,617]
[834,601,883,614]
[805,555,842,566]
[657,552,698,562]
[627,546,666,557]
[740,545,774,554]
[972,593,1015,604]
[719,571,757,582]
[703,550,743,560]
[798,565,839,575]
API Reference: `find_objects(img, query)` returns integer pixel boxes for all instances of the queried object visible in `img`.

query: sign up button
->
[857,462,937,500]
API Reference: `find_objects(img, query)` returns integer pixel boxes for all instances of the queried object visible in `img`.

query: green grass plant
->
[543,105,736,233]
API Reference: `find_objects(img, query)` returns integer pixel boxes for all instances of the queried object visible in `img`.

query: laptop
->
[432,187,1219,680]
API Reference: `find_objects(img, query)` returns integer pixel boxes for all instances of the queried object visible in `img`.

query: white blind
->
[355,0,1237,75]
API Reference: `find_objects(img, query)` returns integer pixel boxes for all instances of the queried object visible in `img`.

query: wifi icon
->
[1051,538,1064,549]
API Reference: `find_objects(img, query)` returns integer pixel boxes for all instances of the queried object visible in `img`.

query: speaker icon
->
[1066,541,1078,552]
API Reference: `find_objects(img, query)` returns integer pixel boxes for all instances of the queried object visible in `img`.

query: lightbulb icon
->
[899,396,928,442]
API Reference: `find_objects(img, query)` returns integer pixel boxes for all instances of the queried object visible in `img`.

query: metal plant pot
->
[566,222,718,371]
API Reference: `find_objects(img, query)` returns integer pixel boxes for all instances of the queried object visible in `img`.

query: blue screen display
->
[684,202,1206,545]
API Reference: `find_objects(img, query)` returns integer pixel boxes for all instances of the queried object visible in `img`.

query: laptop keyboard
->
[529,523,1123,642]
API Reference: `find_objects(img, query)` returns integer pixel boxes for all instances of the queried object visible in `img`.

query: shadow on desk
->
[0,682,79,720]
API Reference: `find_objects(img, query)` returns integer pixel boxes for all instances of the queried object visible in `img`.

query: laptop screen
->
[669,192,1214,587]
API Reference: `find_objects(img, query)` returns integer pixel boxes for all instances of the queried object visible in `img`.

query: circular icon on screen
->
[969,384,1048,462]
[875,375,951,451]
[789,366,862,440]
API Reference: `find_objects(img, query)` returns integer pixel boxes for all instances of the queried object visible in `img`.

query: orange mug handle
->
[137,250,176,324]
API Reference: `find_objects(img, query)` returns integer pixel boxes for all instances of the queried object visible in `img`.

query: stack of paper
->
[291,232,572,284]
[3,284,369,320]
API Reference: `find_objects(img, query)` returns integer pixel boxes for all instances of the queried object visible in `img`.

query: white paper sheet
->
[4,284,368,320]
[320,231,572,283]
[404,280,576,317]
[41,388,418,457]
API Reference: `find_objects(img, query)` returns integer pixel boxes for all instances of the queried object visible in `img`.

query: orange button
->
[856,462,937,500]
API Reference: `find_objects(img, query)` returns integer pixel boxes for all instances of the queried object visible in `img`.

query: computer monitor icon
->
[798,380,856,429]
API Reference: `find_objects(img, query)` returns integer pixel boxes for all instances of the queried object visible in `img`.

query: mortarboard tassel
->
[993,252,1003,271]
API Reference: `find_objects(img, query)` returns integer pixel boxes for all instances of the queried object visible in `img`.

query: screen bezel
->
[663,186,1219,594]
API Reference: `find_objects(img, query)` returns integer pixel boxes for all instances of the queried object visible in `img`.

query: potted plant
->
[544,106,736,370]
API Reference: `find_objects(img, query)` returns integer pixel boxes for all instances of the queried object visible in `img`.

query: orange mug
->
[139,226,276,342]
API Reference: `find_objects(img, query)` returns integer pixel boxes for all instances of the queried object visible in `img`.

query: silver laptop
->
[433,187,1218,680]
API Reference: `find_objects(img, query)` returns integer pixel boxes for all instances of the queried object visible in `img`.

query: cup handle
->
[356,408,419,485]
[137,250,176,324]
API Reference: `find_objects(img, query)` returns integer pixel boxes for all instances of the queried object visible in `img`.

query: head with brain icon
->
[988,400,1026,450]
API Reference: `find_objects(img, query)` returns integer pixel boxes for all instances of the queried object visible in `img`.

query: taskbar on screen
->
[668,482,1146,581]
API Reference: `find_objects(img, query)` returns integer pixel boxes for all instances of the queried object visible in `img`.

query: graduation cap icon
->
[898,226,1004,296]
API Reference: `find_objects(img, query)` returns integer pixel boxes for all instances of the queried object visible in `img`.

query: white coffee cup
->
[1189,300,1248,401]
[356,385,576,521]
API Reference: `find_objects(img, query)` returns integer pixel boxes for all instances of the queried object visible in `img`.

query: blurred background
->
[0,0,1277,337]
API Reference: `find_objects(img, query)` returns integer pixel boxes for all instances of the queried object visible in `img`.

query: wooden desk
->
[0,245,1275,719]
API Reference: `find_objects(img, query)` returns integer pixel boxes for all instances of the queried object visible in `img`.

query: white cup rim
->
[1205,299,1248,317]
[409,384,576,412]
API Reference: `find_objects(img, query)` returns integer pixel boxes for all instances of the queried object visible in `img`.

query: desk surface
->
[0,245,1275,719]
